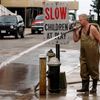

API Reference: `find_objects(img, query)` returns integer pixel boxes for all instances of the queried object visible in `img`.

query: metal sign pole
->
[56,41,60,61]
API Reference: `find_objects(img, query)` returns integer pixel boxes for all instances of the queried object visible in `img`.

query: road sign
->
[43,1,69,44]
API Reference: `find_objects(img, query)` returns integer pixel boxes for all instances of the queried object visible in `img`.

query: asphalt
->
[39,67,100,100]
[0,28,100,100]
[24,28,100,100]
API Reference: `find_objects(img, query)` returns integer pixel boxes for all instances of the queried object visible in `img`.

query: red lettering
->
[45,7,67,20]
[45,7,50,20]
[60,7,66,19]
[55,7,59,19]
[50,8,54,20]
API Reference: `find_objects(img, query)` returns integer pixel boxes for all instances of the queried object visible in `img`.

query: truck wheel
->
[20,28,24,38]
[0,35,4,39]
[32,30,35,34]
[15,31,19,39]
[21,34,24,38]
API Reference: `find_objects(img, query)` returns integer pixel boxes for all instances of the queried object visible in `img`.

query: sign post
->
[43,1,69,60]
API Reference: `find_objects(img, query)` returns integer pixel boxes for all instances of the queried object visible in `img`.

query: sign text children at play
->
[43,1,69,44]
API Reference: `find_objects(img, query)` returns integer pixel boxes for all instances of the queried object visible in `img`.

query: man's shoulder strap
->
[79,23,100,37]
[79,26,84,38]
[90,23,100,32]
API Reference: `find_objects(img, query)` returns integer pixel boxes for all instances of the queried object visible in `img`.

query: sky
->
[76,0,92,19]
[76,0,92,15]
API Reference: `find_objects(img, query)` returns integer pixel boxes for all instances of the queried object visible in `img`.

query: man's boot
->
[77,80,89,92]
[90,79,97,94]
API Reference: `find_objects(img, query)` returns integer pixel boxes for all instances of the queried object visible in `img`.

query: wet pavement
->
[0,63,39,100]
[0,29,100,100]
[0,47,100,100]
[0,63,35,91]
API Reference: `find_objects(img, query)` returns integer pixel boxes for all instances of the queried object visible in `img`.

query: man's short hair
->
[79,14,89,21]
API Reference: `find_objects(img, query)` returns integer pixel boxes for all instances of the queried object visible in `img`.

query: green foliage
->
[91,0,100,24]
[91,0,100,12]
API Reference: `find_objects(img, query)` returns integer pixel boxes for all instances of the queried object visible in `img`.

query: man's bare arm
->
[73,28,80,42]
[91,26,100,44]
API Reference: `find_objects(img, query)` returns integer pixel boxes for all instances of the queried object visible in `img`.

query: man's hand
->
[73,26,81,31]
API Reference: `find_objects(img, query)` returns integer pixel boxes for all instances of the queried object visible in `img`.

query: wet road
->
[0,33,45,99]
[0,30,80,100]
[0,63,38,91]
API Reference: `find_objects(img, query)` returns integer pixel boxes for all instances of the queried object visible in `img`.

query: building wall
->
[1,0,29,7]
[67,1,78,10]
[1,0,78,10]
[1,0,43,7]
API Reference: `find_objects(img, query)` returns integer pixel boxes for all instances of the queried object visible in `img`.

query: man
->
[73,14,100,93]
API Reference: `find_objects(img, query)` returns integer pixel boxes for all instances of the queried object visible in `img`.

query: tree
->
[91,0,100,24]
